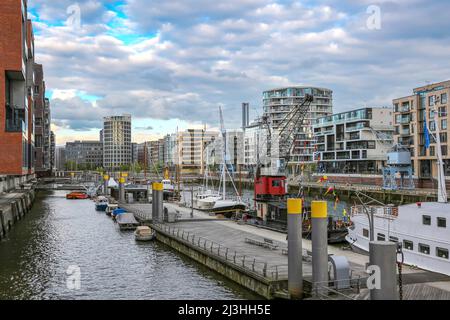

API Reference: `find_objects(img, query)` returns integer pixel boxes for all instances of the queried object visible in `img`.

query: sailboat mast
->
[433,103,447,203]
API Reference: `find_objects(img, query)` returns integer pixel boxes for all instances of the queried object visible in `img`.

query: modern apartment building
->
[205,129,244,171]
[163,134,177,168]
[131,142,138,164]
[0,0,35,176]
[50,131,55,170]
[393,80,450,179]
[55,146,66,171]
[103,114,132,170]
[34,64,52,176]
[262,87,333,167]
[243,120,269,169]
[65,140,103,170]
[313,107,394,174]
[176,129,218,175]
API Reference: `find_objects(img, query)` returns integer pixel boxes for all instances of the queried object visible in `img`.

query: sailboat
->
[346,104,450,276]
[194,150,222,210]
[206,107,247,217]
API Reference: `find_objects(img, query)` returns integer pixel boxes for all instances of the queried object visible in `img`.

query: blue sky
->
[27,0,450,145]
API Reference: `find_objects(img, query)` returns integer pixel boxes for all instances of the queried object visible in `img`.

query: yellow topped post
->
[152,182,163,191]
[287,198,303,299]
[287,198,302,214]
[311,201,327,218]
[311,200,328,288]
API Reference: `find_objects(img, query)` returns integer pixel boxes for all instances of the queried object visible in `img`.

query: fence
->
[310,275,370,300]
[153,223,288,281]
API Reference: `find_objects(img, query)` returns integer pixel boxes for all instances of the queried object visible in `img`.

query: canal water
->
[0,191,259,300]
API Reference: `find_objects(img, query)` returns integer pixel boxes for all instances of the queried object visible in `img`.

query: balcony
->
[6,120,26,133]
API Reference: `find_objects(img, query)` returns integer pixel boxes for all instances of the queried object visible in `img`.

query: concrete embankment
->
[0,188,36,240]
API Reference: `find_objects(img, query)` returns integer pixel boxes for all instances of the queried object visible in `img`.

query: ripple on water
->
[0,191,260,300]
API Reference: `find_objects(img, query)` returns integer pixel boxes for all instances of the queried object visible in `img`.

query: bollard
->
[119,177,126,203]
[311,201,329,289]
[152,182,163,223]
[369,241,399,300]
[287,198,303,299]
[103,175,109,195]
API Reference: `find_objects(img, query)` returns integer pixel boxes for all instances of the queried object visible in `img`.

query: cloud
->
[135,126,154,130]
[28,0,450,141]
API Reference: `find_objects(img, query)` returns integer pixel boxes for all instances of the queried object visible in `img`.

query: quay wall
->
[153,224,291,299]
[0,189,36,240]
[0,174,35,194]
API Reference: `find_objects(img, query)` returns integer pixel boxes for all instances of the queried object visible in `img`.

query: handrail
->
[152,223,288,280]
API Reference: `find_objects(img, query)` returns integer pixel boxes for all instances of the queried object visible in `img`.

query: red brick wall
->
[0,0,26,175]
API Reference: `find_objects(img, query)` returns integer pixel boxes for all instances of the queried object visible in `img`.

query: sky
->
[27,0,450,145]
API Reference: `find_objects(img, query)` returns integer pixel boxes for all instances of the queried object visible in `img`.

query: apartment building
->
[176,129,218,175]
[262,87,333,166]
[0,0,35,176]
[243,120,269,170]
[34,64,52,176]
[103,114,132,170]
[55,146,66,171]
[65,140,103,170]
[50,131,55,170]
[313,107,394,174]
[131,142,138,164]
[393,80,450,179]
[205,129,244,171]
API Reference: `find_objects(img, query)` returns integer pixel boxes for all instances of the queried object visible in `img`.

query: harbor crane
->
[256,94,314,179]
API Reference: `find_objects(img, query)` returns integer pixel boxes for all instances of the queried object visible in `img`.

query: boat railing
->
[153,223,288,280]
[351,205,399,218]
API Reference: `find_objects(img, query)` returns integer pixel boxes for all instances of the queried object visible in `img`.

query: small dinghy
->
[135,226,156,241]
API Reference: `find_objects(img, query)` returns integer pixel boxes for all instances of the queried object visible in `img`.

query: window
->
[389,236,399,243]
[423,215,431,225]
[34,85,39,94]
[441,119,447,130]
[439,106,447,117]
[429,95,435,106]
[377,233,385,241]
[363,228,369,238]
[442,93,448,104]
[436,247,449,259]
[437,217,447,228]
[403,240,414,251]
[419,243,430,255]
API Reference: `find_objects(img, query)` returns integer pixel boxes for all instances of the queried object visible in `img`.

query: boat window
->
[422,215,431,226]
[436,247,449,259]
[403,240,414,251]
[389,236,399,243]
[363,228,369,238]
[272,180,281,187]
[437,217,447,228]
[377,233,385,241]
[419,243,430,255]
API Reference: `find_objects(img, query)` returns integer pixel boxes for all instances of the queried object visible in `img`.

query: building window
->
[389,236,399,243]
[437,217,447,228]
[439,106,447,117]
[437,247,449,259]
[403,240,414,251]
[363,228,369,238]
[377,233,385,241]
[423,215,431,225]
[34,85,39,94]
[442,93,448,104]
[419,243,430,255]
[441,119,447,130]
[429,95,435,106]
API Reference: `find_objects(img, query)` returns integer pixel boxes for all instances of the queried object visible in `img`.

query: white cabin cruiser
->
[347,104,450,276]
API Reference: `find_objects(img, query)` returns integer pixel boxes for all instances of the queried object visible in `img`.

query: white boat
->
[105,203,119,217]
[135,226,156,241]
[95,196,108,211]
[346,202,450,276]
[195,190,222,210]
[347,106,450,276]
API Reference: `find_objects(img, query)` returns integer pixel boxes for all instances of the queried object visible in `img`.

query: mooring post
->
[119,176,126,203]
[103,174,109,196]
[152,182,163,223]
[287,198,303,299]
[311,201,329,291]
[369,241,399,300]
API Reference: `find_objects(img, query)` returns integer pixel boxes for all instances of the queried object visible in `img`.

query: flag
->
[424,113,430,149]
[324,186,334,196]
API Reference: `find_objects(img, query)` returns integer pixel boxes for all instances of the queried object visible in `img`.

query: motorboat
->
[105,203,119,217]
[95,196,108,211]
[116,213,139,230]
[135,226,156,241]
[66,192,89,200]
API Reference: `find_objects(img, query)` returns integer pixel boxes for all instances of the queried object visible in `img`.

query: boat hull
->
[95,204,108,211]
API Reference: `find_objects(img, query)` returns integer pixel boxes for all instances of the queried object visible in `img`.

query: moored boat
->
[116,213,139,230]
[105,203,119,217]
[95,196,108,211]
[135,226,156,241]
[66,192,89,200]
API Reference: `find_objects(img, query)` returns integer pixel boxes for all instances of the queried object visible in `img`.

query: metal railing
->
[311,276,370,300]
[153,223,288,280]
